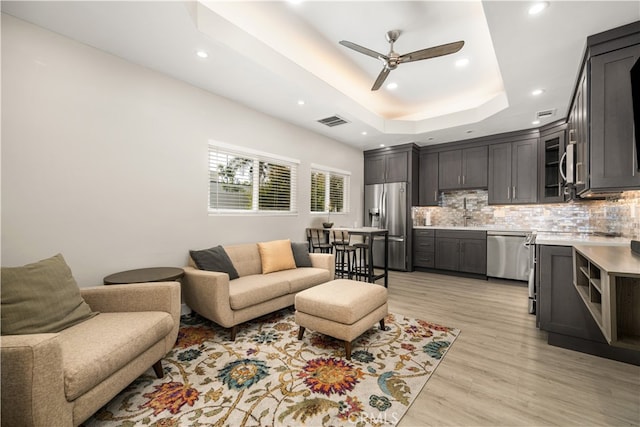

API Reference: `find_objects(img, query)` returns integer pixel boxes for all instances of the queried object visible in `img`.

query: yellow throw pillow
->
[257,239,297,274]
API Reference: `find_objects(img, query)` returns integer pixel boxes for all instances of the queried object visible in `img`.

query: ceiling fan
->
[339,30,464,91]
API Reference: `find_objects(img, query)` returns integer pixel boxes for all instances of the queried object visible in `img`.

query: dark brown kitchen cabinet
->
[434,230,486,275]
[364,151,408,184]
[488,138,537,205]
[364,152,406,184]
[567,21,640,196]
[589,43,640,190]
[413,229,435,268]
[538,127,568,203]
[438,146,487,190]
[418,152,439,206]
[537,245,604,341]
[569,68,589,194]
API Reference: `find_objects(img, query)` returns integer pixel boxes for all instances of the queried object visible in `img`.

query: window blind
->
[209,143,297,214]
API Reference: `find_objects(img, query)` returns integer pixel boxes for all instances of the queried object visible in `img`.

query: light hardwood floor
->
[385,270,640,426]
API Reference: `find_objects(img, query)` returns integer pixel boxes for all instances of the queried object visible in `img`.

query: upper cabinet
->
[418,151,439,206]
[488,138,538,205]
[364,143,420,205]
[569,21,640,196]
[538,124,569,203]
[364,151,408,184]
[438,146,487,190]
[589,43,640,190]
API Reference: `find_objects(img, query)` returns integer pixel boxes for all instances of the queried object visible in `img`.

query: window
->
[209,142,298,214]
[310,164,350,214]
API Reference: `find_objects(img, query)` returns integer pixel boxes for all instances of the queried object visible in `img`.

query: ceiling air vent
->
[536,108,556,120]
[317,115,349,127]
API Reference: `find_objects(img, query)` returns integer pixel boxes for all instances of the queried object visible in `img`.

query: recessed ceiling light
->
[386,82,398,90]
[196,50,208,59]
[532,89,544,96]
[455,58,469,67]
[380,144,385,147]
[297,100,305,106]
[532,120,541,125]
[361,131,368,135]
[528,1,549,15]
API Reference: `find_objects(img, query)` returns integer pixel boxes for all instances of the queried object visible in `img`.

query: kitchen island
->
[536,237,639,365]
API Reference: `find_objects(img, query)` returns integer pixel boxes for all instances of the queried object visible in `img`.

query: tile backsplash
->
[412,190,640,238]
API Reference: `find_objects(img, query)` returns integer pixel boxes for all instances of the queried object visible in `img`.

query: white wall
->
[1,14,364,285]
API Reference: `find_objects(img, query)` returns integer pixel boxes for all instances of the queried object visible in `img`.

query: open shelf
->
[574,250,605,336]
[573,246,640,351]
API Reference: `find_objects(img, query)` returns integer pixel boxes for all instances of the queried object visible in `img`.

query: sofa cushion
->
[229,275,291,310]
[189,246,239,280]
[59,311,173,401]
[291,242,312,268]
[257,239,296,274]
[269,268,332,293]
[0,254,97,335]
[224,244,262,277]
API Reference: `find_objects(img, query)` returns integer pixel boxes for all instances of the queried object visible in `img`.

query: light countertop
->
[413,225,532,232]
[535,233,631,247]
[413,225,632,247]
[574,244,640,276]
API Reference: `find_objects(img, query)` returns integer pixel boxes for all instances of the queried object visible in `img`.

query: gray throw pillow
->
[0,253,98,335]
[190,246,239,280]
[291,242,312,268]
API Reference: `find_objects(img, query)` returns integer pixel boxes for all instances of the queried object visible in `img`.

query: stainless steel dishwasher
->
[486,231,531,281]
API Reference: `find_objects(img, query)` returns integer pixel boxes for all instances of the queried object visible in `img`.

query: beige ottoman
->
[295,279,388,359]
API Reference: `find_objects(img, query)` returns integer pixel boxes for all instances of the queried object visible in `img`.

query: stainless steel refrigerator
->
[364,182,407,271]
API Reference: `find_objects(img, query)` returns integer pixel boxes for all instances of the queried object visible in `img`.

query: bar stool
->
[307,228,332,254]
[332,230,357,279]
[353,234,371,282]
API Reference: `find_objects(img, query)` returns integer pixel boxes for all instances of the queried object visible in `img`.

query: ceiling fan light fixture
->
[528,2,549,15]
[195,50,208,59]
[386,82,398,90]
[532,88,544,96]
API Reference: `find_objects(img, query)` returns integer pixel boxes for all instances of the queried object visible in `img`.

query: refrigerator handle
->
[381,190,386,229]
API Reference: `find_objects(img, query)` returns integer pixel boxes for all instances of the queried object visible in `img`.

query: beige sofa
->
[1,282,181,427]
[183,243,334,339]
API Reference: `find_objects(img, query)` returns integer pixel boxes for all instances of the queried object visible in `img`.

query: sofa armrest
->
[182,267,235,328]
[309,253,335,279]
[81,282,181,350]
[1,334,72,426]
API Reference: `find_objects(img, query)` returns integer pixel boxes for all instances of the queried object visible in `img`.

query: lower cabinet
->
[537,245,604,341]
[413,229,435,268]
[434,230,487,275]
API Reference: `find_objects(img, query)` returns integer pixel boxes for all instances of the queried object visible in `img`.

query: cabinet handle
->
[507,186,510,199]
[458,175,461,185]
[513,186,516,200]
[434,191,437,201]
[462,175,466,185]
[558,183,562,197]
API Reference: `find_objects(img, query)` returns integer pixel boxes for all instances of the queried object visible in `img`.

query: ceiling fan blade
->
[371,67,391,91]
[339,40,387,61]
[399,40,465,63]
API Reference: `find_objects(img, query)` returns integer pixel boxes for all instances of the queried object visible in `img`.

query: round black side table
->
[103,267,184,285]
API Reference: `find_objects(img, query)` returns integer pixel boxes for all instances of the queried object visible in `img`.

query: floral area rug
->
[84,308,459,427]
